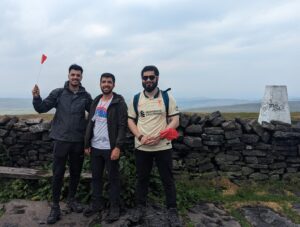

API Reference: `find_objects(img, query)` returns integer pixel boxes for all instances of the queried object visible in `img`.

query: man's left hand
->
[111,147,120,160]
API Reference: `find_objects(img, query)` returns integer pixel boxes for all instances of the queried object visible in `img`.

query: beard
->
[142,80,158,92]
[101,87,113,95]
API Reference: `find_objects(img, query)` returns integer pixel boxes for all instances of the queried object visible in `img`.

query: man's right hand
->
[84,148,91,155]
[32,84,40,97]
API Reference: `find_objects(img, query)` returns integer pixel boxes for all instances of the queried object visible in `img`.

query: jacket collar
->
[96,92,120,105]
[64,81,85,93]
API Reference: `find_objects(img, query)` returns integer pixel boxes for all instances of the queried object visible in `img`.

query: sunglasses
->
[142,75,156,81]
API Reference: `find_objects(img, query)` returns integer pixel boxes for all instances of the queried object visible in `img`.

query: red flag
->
[41,54,47,64]
[160,128,179,141]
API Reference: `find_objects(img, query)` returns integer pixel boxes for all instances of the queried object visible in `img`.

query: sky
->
[0,0,299,100]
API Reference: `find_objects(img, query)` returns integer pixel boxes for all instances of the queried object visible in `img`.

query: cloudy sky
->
[0,0,299,100]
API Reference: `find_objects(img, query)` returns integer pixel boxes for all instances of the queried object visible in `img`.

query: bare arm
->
[167,115,179,129]
[128,118,140,138]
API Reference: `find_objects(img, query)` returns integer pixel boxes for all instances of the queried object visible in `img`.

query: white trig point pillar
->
[258,85,291,124]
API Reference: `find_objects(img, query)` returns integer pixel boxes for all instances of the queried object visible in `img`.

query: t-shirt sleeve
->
[168,94,180,117]
[128,98,137,120]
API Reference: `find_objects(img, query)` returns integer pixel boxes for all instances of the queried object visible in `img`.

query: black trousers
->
[135,149,177,208]
[52,140,84,204]
[90,147,120,205]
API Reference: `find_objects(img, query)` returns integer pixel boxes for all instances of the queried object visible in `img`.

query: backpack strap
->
[161,88,170,117]
[133,92,141,121]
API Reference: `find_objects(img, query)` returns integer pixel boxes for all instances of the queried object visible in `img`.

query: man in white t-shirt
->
[83,73,127,223]
[127,65,181,227]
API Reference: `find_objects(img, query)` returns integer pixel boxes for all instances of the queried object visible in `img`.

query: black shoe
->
[127,205,146,223]
[83,203,104,217]
[105,204,120,223]
[47,204,61,224]
[67,198,84,213]
[167,208,182,227]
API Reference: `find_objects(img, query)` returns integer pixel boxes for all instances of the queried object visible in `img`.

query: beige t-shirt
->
[128,90,179,151]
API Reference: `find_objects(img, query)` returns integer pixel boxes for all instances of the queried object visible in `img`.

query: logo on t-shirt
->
[95,106,107,119]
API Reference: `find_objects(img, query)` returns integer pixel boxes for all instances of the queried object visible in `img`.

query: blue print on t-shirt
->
[95,106,107,118]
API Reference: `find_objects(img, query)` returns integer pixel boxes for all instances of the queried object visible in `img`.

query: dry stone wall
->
[1,112,300,181]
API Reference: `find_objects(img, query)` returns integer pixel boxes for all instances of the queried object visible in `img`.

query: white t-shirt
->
[91,96,113,149]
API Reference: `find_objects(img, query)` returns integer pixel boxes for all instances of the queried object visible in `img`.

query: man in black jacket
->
[32,64,92,224]
[83,73,127,223]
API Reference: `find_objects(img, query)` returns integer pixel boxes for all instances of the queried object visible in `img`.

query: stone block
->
[183,136,203,148]
[261,121,276,131]
[243,150,267,156]
[201,134,224,142]
[215,153,240,163]
[211,117,225,126]
[204,127,224,135]
[202,140,223,146]
[249,119,264,137]
[269,162,287,169]
[0,129,8,137]
[4,137,16,145]
[190,114,201,124]
[273,131,300,139]
[254,143,272,150]
[248,164,268,169]
[25,118,43,125]
[245,157,258,164]
[221,121,239,131]
[180,114,190,128]
[219,165,241,172]
[249,173,269,180]
[224,129,242,139]
[241,134,259,144]
[0,115,11,126]
[242,167,254,175]
[185,124,203,135]
[236,118,252,133]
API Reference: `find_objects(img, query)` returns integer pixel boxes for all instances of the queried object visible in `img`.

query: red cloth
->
[41,54,47,64]
[160,128,179,140]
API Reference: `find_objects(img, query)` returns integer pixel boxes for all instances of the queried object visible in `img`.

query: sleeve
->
[115,98,128,149]
[85,92,93,113]
[168,94,180,117]
[32,88,61,113]
[128,98,137,120]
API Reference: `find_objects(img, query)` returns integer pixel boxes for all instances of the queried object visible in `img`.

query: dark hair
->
[100,73,115,83]
[69,64,83,73]
[141,65,159,77]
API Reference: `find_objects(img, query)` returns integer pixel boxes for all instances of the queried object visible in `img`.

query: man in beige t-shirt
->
[128,65,181,227]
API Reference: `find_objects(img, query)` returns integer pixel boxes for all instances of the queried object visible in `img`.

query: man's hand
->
[147,135,161,145]
[84,147,91,155]
[32,84,40,97]
[111,147,120,160]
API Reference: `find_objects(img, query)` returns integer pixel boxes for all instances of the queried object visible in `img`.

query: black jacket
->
[33,81,92,142]
[85,92,127,150]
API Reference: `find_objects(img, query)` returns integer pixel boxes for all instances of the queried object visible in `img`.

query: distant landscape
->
[1,97,300,115]
[186,101,300,113]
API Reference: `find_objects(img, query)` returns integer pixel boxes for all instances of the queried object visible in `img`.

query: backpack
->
[133,88,171,121]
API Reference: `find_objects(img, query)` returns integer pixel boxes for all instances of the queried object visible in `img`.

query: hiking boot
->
[127,204,146,223]
[47,204,61,224]
[67,198,83,213]
[167,208,182,227]
[83,202,104,217]
[105,204,120,223]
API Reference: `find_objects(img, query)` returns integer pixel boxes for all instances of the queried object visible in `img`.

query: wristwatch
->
[138,135,144,141]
